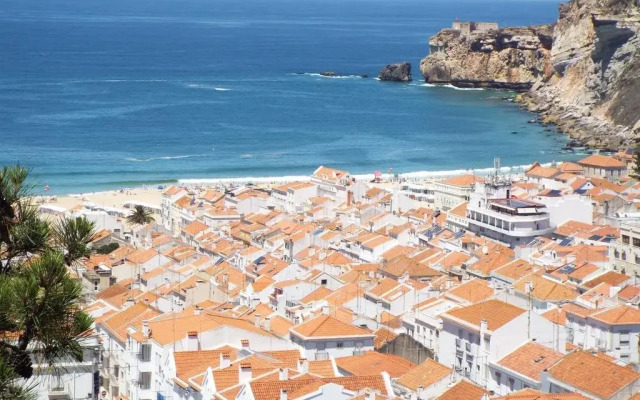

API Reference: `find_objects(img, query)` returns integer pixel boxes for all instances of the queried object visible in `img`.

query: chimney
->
[347,190,353,207]
[298,358,309,373]
[417,386,425,399]
[279,368,289,381]
[239,363,252,383]
[241,339,250,350]
[220,352,231,369]
[194,306,201,316]
[142,321,150,338]
[186,331,199,351]
[366,389,376,400]
[280,389,288,400]
[264,316,272,332]
[322,305,330,315]
[254,313,261,327]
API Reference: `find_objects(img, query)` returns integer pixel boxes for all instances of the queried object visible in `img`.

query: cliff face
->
[519,0,640,149]
[420,26,555,90]
[421,0,640,149]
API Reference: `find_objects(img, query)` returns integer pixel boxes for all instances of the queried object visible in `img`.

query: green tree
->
[126,204,155,226]
[52,216,95,266]
[0,165,94,393]
[632,147,640,180]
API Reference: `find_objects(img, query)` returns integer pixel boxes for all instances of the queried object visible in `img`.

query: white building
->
[438,299,562,391]
[30,335,101,400]
[566,304,640,364]
[289,314,375,360]
[466,180,554,248]
[434,174,483,211]
[578,154,627,180]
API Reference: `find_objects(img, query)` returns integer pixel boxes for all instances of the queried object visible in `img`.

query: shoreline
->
[32,161,575,210]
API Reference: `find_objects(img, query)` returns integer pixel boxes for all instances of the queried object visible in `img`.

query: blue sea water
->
[0,0,575,194]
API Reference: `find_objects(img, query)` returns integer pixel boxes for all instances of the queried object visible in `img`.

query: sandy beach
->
[34,187,165,211]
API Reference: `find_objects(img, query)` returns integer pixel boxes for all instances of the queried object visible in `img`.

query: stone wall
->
[377,333,434,365]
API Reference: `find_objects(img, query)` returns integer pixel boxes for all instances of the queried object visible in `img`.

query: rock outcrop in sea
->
[420,0,640,149]
[378,62,412,82]
[420,24,554,90]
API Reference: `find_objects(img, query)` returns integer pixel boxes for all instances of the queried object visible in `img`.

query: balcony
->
[315,351,330,361]
[48,385,70,400]
[353,349,365,356]
[596,339,607,350]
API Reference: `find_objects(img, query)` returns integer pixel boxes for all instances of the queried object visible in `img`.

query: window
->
[622,235,630,244]
[139,372,151,390]
[114,365,120,379]
[337,342,344,348]
[508,377,515,391]
[633,237,640,248]
[620,330,630,346]
[140,344,151,362]
[495,372,502,384]
[320,279,328,285]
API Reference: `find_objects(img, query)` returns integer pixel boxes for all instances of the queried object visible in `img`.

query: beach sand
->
[35,187,164,211]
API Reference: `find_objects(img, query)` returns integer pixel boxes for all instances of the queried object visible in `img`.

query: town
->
[37,151,640,400]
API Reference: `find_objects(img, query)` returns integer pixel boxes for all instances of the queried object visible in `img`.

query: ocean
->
[0,0,575,194]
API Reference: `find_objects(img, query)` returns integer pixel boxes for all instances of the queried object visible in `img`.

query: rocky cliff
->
[420,0,640,149]
[420,25,554,90]
[519,0,640,149]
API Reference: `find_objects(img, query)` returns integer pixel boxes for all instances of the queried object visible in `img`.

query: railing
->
[353,349,365,356]
[315,351,330,361]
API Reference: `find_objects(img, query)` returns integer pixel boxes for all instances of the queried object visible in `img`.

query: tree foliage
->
[96,242,119,255]
[632,147,640,180]
[126,204,155,226]
[0,165,94,393]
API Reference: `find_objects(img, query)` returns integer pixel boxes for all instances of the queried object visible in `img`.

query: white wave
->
[299,73,362,79]
[240,153,255,159]
[178,175,311,185]
[125,154,207,162]
[187,83,231,91]
[419,83,485,91]
[175,162,551,188]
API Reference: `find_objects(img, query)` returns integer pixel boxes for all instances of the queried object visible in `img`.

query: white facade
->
[467,181,554,248]
[438,312,562,390]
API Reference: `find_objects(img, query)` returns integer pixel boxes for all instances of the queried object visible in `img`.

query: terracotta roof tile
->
[435,380,487,400]
[442,300,525,332]
[497,342,563,382]
[396,359,451,391]
[291,315,373,339]
[336,351,414,378]
[547,350,640,398]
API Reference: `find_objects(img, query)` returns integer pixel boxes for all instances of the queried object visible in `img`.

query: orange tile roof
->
[182,220,209,236]
[290,314,373,339]
[442,299,526,332]
[445,279,494,304]
[547,350,640,398]
[590,305,640,325]
[308,359,336,377]
[100,302,160,343]
[578,154,626,168]
[435,380,487,400]
[583,271,629,288]
[396,359,451,391]
[497,341,563,382]
[300,286,334,304]
[174,347,238,382]
[513,274,577,302]
[441,174,484,187]
[374,327,398,349]
[335,351,414,378]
